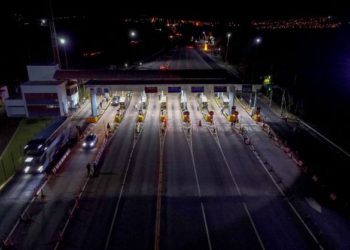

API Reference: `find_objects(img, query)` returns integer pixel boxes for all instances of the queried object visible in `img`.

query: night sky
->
[3,0,350,20]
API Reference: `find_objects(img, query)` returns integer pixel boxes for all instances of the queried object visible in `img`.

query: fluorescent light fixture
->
[25,157,33,163]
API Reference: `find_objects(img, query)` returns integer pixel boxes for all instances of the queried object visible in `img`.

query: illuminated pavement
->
[140,47,213,70]
[2,96,118,249]
[3,92,350,250]
[2,47,350,250]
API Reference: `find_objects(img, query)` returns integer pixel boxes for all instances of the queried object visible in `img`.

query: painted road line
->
[186,106,213,250]
[104,98,146,250]
[154,119,166,250]
[251,148,324,250]
[214,137,265,250]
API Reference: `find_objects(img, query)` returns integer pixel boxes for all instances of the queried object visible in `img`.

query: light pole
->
[251,36,262,84]
[59,38,68,69]
[225,32,231,63]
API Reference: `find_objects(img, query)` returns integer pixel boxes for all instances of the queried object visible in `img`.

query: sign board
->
[242,84,253,93]
[168,86,181,93]
[145,87,158,93]
[214,86,227,92]
[191,86,204,93]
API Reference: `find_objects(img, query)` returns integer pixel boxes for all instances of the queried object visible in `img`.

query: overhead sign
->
[145,87,158,93]
[191,86,204,93]
[242,84,253,93]
[168,86,181,93]
[214,86,227,92]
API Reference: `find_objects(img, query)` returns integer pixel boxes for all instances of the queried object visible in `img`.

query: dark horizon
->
[4,0,350,21]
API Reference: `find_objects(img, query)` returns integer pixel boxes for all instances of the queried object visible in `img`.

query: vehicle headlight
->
[24,166,30,173]
[38,165,44,173]
[83,142,87,147]
[90,142,94,146]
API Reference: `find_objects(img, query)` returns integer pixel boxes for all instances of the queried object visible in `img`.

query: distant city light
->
[41,19,46,25]
[124,63,128,68]
[139,62,143,66]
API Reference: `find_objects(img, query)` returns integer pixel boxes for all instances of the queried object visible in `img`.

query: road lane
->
[234,96,350,249]
[106,93,160,250]
[208,96,321,249]
[142,47,212,70]
[60,94,139,250]
[187,94,263,250]
[6,97,120,250]
[0,174,43,240]
[160,94,209,250]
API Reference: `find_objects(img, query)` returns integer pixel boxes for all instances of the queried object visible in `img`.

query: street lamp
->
[40,19,47,26]
[251,36,263,85]
[59,37,68,69]
[129,30,137,38]
[254,37,262,45]
[225,32,232,63]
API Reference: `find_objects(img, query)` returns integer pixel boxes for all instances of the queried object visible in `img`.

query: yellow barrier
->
[115,115,122,123]
[137,115,144,122]
[183,115,190,123]
[86,116,98,123]
[252,113,262,122]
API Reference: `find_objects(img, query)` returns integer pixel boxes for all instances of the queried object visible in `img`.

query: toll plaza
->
[54,69,261,122]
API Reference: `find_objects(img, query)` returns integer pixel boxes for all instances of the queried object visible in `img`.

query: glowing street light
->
[59,38,66,45]
[130,30,137,38]
[254,37,262,45]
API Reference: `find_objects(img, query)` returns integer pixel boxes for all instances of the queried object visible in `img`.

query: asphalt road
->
[4,96,118,250]
[140,47,212,70]
[208,96,320,249]
[185,95,265,250]
[106,93,160,250]
[160,94,209,250]
[59,94,139,250]
[254,95,350,193]
[0,101,95,244]
[0,174,43,240]
[237,95,350,249]
[60,93,160,250]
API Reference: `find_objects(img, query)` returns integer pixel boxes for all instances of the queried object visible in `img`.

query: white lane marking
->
[206,96,265,249]
[184,100,213,250]
[154,106,165,250]
[187,140,213,250]
[305,197,322,213]
[252,149,324,249]
[212,96,323,249]
[215,138,265,250]
[104,98,144,250]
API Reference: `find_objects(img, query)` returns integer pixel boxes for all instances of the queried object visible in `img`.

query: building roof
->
[55,69,239,85]
[22,80,66,86]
